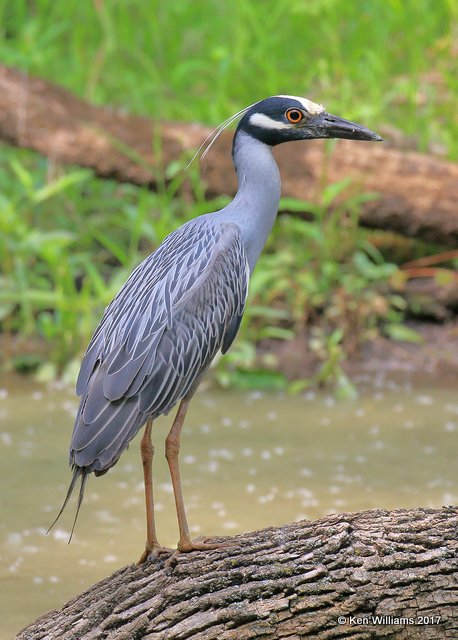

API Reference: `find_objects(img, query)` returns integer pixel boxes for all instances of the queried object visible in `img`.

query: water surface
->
[0,374,457,638]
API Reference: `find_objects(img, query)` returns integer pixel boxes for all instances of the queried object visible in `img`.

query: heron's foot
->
[137,542,173,564]
[177,535,235,553]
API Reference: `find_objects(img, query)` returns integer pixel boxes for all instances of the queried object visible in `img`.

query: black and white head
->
[236,95,382,146]
[191,94,381,166]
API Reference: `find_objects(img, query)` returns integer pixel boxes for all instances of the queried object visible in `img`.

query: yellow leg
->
[165,397,229,552]
[138,418,169,563]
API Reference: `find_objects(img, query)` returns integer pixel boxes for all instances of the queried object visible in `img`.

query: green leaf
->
[384,323,424,344]
[32,170,92,203]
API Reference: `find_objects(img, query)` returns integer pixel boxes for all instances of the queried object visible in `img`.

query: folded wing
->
[71,218,249,473]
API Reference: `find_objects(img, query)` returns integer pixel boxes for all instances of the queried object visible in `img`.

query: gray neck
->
[214,131,281,271]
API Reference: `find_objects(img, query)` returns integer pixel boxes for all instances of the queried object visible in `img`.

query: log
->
[17,507,458,639]
[1,65,458,247]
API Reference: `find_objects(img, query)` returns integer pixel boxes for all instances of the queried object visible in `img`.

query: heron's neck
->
[215,131,281,271]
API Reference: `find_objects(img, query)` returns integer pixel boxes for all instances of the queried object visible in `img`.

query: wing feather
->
[71,217,249,473]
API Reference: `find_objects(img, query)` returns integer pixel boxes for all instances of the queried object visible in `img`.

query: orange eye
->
[285,108,304,124]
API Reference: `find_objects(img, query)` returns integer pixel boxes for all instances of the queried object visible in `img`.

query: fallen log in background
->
[17,507,458,639]
[1,64,458,247]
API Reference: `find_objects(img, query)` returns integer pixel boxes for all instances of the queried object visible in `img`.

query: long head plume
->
[46,466,89,544]
[186,99,262,168]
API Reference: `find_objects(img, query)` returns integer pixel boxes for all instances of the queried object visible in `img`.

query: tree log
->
[1,65,458,247]
[17,507,458,639]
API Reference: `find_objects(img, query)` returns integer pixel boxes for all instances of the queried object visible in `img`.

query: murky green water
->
[0,373,457,638]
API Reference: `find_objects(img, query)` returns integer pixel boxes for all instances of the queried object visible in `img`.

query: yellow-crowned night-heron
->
[50,95,382,561]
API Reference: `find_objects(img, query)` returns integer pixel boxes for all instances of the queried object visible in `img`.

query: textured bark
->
[1,64,458,247]
[17,507,458,640]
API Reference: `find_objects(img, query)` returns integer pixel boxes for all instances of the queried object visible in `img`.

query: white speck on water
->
[304,391,316,401]
[223,521,238,530]
[394,403,404,413]
[266,411,277,421]
[7,532,22,545]
[159,483,173,494]
[445,403,458,415]
[372,440,385,450]
[300,467,313,477]
[221,417,232,427]
[52,529,70,541]
[207,460,219,473]
[369,425,380,436]
[22,545,39,554]
[190,524,201,534]
[355,408,365,417]
[355,455,367,464]
[245,484,256,493]
[103,554,118,563]
[416,394,433,406]
[249,391,264,400]
[122,496,141,507]
[320,417,331,426]
[217,509,226,517]
[324,396,335,407]
[242,447,253,457]
[445,421,457,432]
[333,499,347,507]
[184,455,196,464]
[274,447,284,455]
[32,391,43,401]
[1,432,12,446]
[96,510,119,524]
[0,388,8,399]
[328,485,341,495]
[49,576,60,583]
[261,450,271,460]
[423,446,435,455]
[33,576,44,584]
[238,420,250,429]
[200,424,211,433]
[404,420,415,429]
[209,448,234,461]
[248,467,257,476]
[117,481,128,490]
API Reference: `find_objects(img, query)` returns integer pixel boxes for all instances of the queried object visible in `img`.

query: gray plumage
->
[72,218,249,472]
[49,95,381,538]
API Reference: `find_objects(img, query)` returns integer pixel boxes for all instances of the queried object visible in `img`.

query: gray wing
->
[70,218,249,473]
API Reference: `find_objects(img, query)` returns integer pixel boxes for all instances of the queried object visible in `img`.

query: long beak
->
[306,112,382,142]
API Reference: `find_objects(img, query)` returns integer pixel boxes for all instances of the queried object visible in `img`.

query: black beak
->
[306,112,382,142]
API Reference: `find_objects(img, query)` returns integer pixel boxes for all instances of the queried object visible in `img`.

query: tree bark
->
[1,64,458,247]
[17,507,458,640]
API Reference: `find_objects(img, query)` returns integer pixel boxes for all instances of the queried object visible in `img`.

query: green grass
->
[0,0,456,387]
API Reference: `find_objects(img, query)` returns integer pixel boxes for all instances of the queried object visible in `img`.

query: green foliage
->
[0,0,456,156]
[0,0,454,388]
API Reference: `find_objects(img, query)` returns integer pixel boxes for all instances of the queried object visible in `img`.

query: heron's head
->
[236,95,382,145]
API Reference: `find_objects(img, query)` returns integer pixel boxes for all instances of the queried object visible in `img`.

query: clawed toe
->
[177,535,235,553]
[137,543,173,564]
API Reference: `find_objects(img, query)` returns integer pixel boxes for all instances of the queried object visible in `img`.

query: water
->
[0,374,457,638]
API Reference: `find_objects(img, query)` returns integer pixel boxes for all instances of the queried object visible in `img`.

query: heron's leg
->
[166,397,227,552]
[138,418,169,564]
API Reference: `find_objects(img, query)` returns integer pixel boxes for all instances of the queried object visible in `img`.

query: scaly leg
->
[165,397,228,552]
[138,418,169,563]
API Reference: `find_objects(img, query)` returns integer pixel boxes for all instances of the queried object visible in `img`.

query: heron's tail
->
[46,466,89,543]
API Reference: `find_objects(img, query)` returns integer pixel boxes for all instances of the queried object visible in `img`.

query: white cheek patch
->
[249,113,291,130]
[278,95,325,115]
